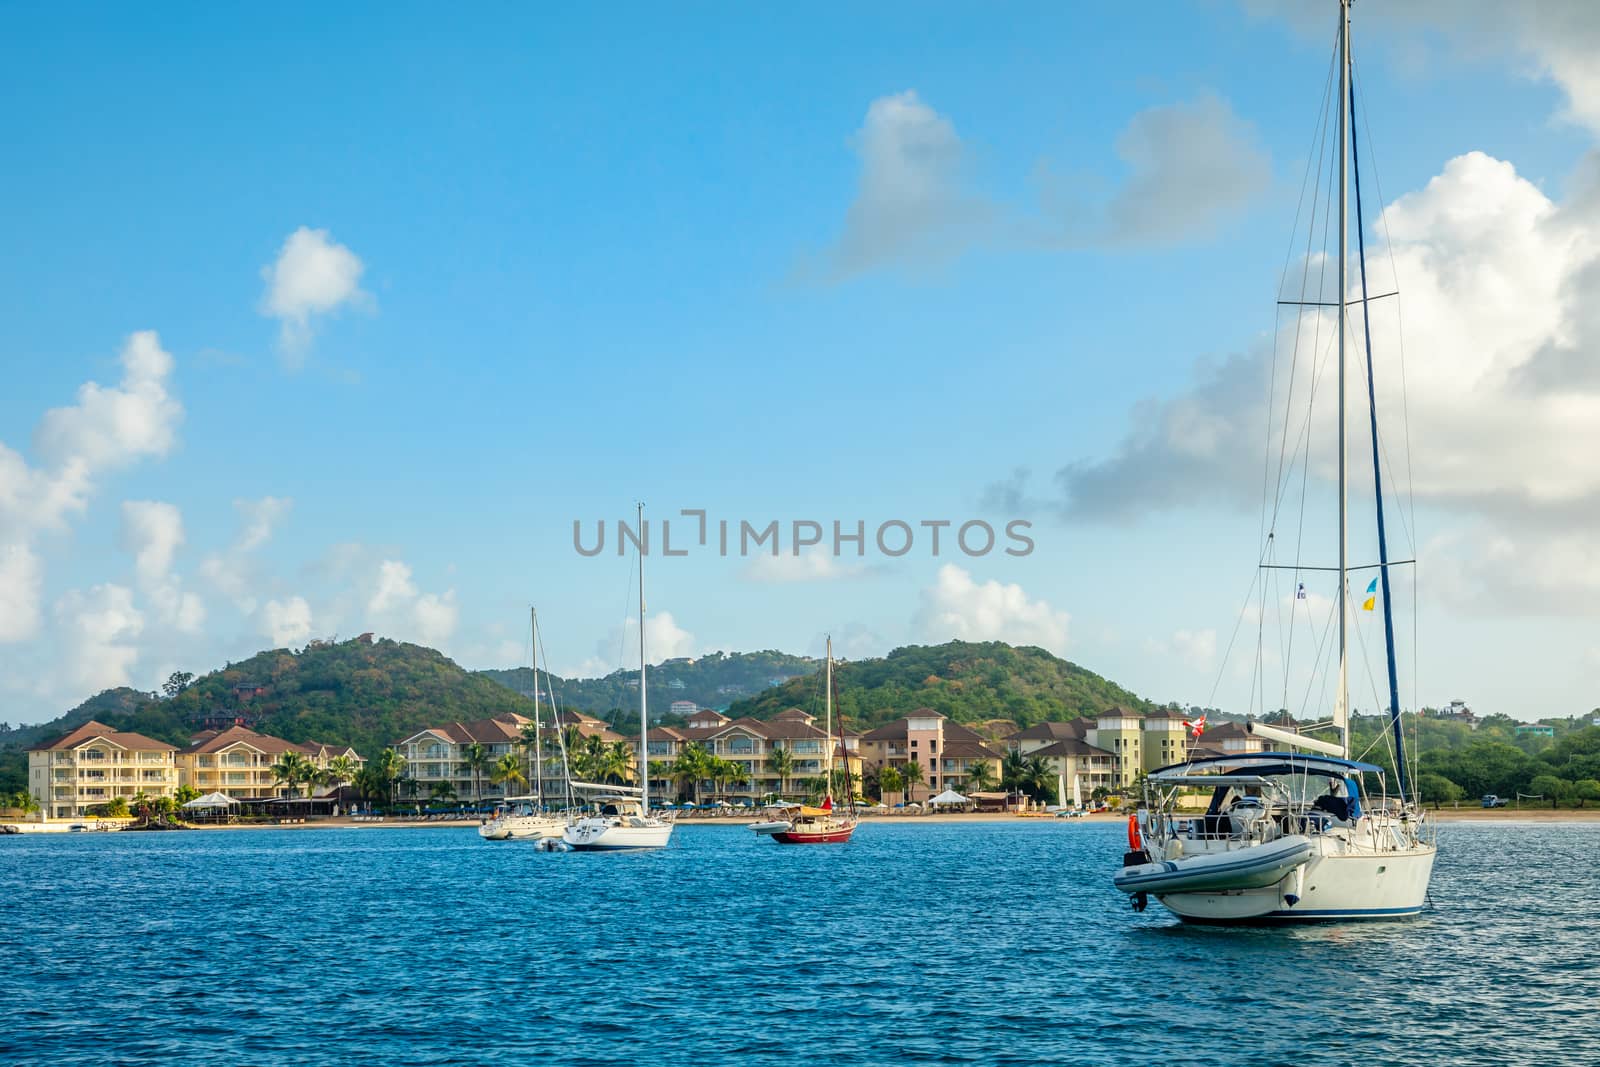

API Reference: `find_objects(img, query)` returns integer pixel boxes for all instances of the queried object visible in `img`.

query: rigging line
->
[1276,292,1399,307]
[1206,553,1269,710]
[1355,60,1421,554]
[1260,560,1415,572]
[1267,44,1340,534]
[1294,589,1339,723]
[1351,70,1411,800]
[1283,132,1341,707]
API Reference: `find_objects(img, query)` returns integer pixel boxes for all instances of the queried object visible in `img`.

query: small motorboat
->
[749,819,793,836]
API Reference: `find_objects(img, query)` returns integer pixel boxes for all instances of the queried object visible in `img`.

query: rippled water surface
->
[1,822,1592,1066]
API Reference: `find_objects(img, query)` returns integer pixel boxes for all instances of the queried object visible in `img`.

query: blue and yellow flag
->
[1361,577,1378,612]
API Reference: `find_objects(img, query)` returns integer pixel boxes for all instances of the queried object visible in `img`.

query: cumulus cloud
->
[0,544,43,642]
[1099,93,1271,245]
[33,331,182,472]
[1033,147,1600,614]
[199,496,294,615]
[1246,1,1600,137]
[810,89,1268,280]
[259,226,370,362]
[55,584,145,692]
[742,549,871,584]
[574,611,698,677]
[822,91,991,278]
[0,332,182,644]
[364,559,459,647]
[120,500,205,634]
[261,596,314,647]
[913,564,1069,654]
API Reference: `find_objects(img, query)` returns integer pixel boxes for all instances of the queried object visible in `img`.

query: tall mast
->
[1334,0,1351,760]
[638,502,649,811]
[531,607,544,807]
[824,636,833,800]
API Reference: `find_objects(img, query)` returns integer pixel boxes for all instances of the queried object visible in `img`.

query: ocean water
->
[0,821,1591,1066]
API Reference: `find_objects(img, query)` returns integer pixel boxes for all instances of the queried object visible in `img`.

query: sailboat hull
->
[1157,843,1436,924]
[562,817,674,851]
[479,815,566,841]
[771,822,856,845]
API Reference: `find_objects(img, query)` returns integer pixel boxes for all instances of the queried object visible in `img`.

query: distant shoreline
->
[10,806,1599,835]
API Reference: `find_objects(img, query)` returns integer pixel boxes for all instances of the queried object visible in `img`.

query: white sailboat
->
[1114,0,1435,923]
[480,607,566,842]
[563,504,676,851]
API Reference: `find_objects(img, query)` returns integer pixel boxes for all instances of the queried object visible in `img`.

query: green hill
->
[481,649,818,717]
[726,640,1153,730]
[0,637,536,781]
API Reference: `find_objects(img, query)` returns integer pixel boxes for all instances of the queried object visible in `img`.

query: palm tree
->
[428,780,457,804]
[900,759,925,805]
[964,759,996,795]
[878,765,903,806]
[491,753,526,799]
[672,744,710,805]
[270,751,316,799]
[325,755,359,786]
[601,740,634,786]
[768,745,795,801]
[461,742,492,806]
[1025,755,1057,805]
[374,747,407,807]
[517,721,543,798]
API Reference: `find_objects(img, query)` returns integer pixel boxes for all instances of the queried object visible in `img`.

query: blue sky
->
[4,1,1598,726]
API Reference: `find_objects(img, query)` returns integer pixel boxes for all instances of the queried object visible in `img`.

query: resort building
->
[858,709,1005,803]
[176,726,363,801]
[1087,707,1145,788]
[393,713,534,803]
[27,721,179,820]
[631,706,865,802]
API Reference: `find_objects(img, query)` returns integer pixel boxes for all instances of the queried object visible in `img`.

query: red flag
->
[1182,715,1207,738]
[821,794,833,811]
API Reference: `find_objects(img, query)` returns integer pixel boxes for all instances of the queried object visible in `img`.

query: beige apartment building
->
[176,725,362,800]
[27,721,178,820]
[635,707,864,802]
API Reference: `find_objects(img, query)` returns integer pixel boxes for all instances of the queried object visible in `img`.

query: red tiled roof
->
[1029,738,1114,758]
[181,725,306,757]
[29,720,177,753]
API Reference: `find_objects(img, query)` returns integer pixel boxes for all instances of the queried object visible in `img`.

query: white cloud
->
[259,226,370,362]
[120,501,184,588]
[364,558,459,648]
[1046,149,1600,615]
[55,584,145,692]
[743,549,870,584]
[913,564,1069,654]
[236,496,292,553]
[199,496,294,614]
[120,500,205,635]
[1171,629,1218,672]
[813,89,1270,280]
[0,332,183,646]
[1247,1,1600,137]
[261,596,314,648]
[0,544,43,642]
[574,610,698,678]
[413,591,459,647]
[823,90,990,278]
[1098,93,1270,245]
[368,559,418,615]
[33,331,182,472]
